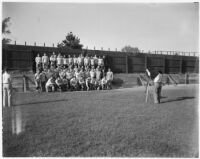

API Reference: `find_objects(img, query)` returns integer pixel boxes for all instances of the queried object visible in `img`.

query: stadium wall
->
[2,44,199,74]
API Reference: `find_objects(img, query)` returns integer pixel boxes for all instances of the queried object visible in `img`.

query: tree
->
[2,17,11,44]
[57,32,83,50]
[121,45,140,53]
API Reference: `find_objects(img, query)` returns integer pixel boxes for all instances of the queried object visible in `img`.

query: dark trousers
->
[154,82,162,103]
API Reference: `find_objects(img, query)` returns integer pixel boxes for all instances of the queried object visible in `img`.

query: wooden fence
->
[2,44,199,74]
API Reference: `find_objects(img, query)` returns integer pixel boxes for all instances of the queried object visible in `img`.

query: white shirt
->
[96,70,102,80]
[3,72,12,84]
[106,71,113,81]
[35,57,42,63]
[63,58,68,65]
[101,77,107,84]
[68,57,73,64]
[154,74,162,83]
[90,70,96,78]
[98,58,104,65]
[90,58,95,65]
[77,57,82,64]
[50,56,56,62]
[57,57,63,65]
[84,57,90,65]
[42,56,49,63]
[46,78,55,86]
[73,57,78,64]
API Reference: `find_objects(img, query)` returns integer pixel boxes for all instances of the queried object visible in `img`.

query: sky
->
[2,2,199,52]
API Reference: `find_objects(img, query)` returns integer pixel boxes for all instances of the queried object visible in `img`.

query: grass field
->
[3,84,199,157]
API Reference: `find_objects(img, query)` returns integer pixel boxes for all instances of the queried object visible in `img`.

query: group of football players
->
[34,52,114,92]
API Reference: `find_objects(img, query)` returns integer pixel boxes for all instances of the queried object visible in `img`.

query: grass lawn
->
[3,84,199,157]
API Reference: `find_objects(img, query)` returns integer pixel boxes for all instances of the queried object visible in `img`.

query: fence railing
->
[10,41,199,57]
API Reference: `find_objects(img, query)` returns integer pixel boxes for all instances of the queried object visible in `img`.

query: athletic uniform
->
[42,55,49,69]
[57,56,63,68]
[90,58,95,67]
[84,56,90,67]
[35,56,42,71]
[63,57,68,68]
[40,71,47,92]
[73,56,78,67]
[98,57,104,67]
[106,70,113,89]
[70,77,78,91]
[101,76,107,90]
[93,56,98,67]
[68,56,73,66]
[34,72,41,91]
[45,77,56,92]
[50,54,57,67]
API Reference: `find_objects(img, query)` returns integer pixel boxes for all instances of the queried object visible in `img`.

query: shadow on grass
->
[13,99,68,106]
[161,96,195,104]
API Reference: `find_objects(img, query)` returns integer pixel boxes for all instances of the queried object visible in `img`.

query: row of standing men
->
[35,52,106,70]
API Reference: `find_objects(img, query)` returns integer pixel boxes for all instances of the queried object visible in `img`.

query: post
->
[126,55,128,73]
[116,48,117,52]
[108,48,110,51]
[15,41,16,45]
[179,56,182,73]
[44,43,45,47]
[101,47,103,50]
[185,73,189,84]
[94,46,95,50]
[25,41,26,46]
[34,42,36,46]
[53,43,54,47]
[23,75,27,92]
[163,56,165,73]
[144,54,147,69]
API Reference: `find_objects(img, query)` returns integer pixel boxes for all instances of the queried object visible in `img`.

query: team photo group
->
[34,52,114,92]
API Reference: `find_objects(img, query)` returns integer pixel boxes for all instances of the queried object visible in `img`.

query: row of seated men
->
[35,52,105,70]
[34,65,114,92]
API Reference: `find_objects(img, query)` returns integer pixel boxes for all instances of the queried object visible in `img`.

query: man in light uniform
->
[35,54,42,71]
[45,76,56,92]
[57,53,64,68]
[40,70,47,92]
[89,67,96,90]
[153,71,163,104]
[93,55,98,68]
[101,75,107,90]
[73,55,78,67]
[68,55,73,67]
[63,55,68,68]
[84,54,90,67]
[2,68,12,107]
[90,57,95,67]
[55,76,64,92]
[50,52,57,68]
[66,68,74,90]
[34,70,41,92]
[42,53,49,69]
[98,56,104,68]
[96,66,102,90]
[106,68,113,89]
[77,54,83,68]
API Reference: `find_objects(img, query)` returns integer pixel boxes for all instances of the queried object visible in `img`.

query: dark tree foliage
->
[2,17,11,44]
[57,32,83,50]
[121,45,140,53]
